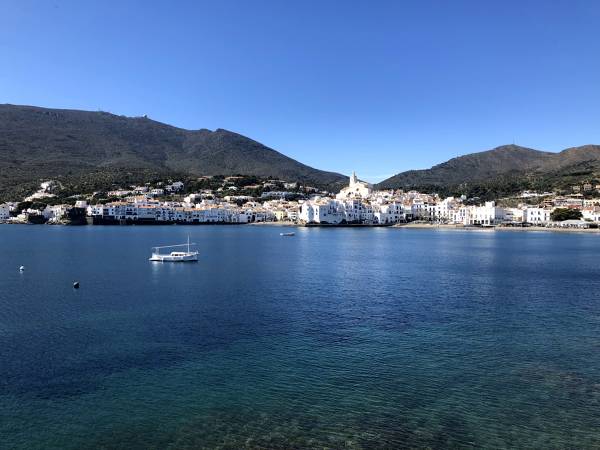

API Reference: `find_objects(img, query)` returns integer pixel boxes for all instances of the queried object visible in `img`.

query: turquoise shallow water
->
[1,225,600,448]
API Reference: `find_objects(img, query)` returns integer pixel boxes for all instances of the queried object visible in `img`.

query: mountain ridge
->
[0,104,347,200]
[377,144,600,196]
[3,103,600,203]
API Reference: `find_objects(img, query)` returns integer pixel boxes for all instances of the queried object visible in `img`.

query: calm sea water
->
[1,225,600,449]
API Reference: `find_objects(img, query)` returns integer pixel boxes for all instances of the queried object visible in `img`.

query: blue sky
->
[1,0,600,181]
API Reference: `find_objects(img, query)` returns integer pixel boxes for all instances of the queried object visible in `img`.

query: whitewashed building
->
[451,202,505,226]
[299,199,345,224]
[42,205,69,220]
[336,172,372,199]
[0,203,10,221]
[430,197,459,222]
[523,207,551,225]
[503,207,525,223]
[582,207,600,223]
[373,203,405,224]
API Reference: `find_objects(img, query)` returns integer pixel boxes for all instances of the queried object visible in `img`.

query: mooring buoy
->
[73,281,80,289]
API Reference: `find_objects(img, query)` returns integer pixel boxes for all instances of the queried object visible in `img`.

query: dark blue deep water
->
[1,225,600,449]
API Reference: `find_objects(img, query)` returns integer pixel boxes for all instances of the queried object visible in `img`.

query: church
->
[336,171,373,199]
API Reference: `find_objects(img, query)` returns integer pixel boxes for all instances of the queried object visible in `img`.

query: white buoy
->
[19,266,25,272]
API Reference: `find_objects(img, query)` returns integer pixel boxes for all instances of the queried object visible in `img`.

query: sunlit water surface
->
[1,225,600,448]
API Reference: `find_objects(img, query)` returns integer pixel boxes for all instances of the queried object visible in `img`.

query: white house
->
[410,199,432,220]
[374,202,405,224]
[451,202,505,226]
[300,199,344,224]
[523,207,551,225]
[0,203,10,221]
[503,207,525,223]
[471,202,505,225]
[166,181,184,192]
[582,207,600,223]
[42,205,69,220]
[431,197,459,222]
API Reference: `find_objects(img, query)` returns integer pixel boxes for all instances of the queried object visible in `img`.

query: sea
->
[1,225,599,449]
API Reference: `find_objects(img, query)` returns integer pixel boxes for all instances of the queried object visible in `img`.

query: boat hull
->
[149,253,198,262]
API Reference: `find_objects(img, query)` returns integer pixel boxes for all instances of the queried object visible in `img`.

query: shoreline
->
[3,221,600,233]
[247,221,296,227]
[393,223,600,234]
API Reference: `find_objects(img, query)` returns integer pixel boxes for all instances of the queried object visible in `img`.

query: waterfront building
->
[373,202,405,224]
[42,204,69,220]
[451,206,471,225]
[410,199,429,220]
[0,203,10,221]
[472,201,506,226]
[86,196,275,224]
[428,197,457,223]
[503,207,525,223]
[523,207,551,225]
[582,207,600,223]
[450,202,505,226]
[299,198,345,224]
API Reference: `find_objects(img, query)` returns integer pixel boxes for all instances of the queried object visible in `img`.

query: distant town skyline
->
[2,0,600,182]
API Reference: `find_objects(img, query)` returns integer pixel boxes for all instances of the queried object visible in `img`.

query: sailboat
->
[149,236,199,262]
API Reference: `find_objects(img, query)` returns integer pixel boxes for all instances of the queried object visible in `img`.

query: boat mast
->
[187,235,190,253]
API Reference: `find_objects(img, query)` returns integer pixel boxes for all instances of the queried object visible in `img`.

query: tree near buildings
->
[550,208,582,221]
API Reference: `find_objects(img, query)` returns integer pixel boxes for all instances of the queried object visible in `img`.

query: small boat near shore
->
[149,236,199,262]
[280,232,295,237]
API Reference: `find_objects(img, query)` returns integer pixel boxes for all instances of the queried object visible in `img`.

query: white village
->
[1,172,600,229]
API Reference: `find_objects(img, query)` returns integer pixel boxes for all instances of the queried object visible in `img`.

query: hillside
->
[377,144,600,199]
[377,145,554,188]
[0,104,346,200]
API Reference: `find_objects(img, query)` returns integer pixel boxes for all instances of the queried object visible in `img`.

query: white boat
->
[280,232,295,236]
[149,236,199,262]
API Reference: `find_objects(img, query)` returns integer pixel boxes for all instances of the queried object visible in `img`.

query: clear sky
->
[2,0,600,181]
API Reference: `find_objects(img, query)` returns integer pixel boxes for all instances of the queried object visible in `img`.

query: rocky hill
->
[0,104,346,200]
[377,144,600,199]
